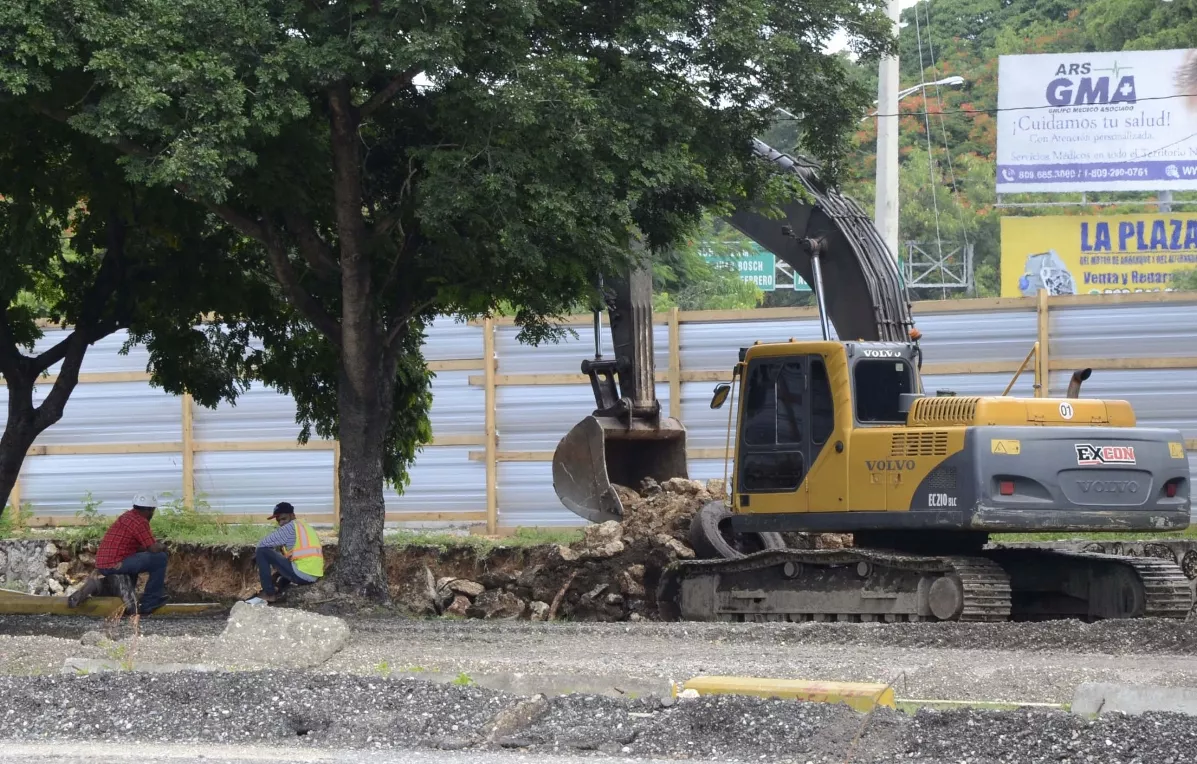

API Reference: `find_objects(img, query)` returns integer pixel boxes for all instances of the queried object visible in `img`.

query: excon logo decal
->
[1075,444,1136,466]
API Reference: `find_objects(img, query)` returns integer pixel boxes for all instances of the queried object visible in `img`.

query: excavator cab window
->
[853,359,915,424]
[737,356,809,493]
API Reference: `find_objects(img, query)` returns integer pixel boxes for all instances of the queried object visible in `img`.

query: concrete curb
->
[1071,682,1197,717]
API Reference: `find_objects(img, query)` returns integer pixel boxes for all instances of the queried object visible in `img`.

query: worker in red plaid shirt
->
[71,493,169,615]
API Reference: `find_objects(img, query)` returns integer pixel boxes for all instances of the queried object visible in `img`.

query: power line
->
[776,92,1197,120]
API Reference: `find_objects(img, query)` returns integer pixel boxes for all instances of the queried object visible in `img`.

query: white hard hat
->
[133,493,159,510]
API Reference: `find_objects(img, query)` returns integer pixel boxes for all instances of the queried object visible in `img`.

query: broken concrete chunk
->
[201,601,350,669]
[527,601,550,621]
[466,589,526,620]
[447,579,486,598]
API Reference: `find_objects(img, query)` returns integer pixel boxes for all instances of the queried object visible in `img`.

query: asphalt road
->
[2,742,670,764]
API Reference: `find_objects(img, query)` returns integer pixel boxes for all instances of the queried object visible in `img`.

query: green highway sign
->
[700,243,811,292]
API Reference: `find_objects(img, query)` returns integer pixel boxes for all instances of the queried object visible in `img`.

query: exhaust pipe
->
[1066,368,1092,398]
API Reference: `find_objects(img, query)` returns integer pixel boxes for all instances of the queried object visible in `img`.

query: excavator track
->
[656,546,1192,623]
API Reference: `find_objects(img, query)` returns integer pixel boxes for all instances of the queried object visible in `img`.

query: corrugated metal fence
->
[3,291,1195,530]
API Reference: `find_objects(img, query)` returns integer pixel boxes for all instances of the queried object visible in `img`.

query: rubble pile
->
[0,540,85,597]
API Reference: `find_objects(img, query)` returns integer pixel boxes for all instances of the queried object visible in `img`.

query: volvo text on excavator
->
[551,139,1193,623]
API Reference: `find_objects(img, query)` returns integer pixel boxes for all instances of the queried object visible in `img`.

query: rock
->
[201,601,350,669]
[43,543,58,559]
[605,593,624,607]
[580,584,608,602]
[706,479,727,498]
[446,595,471,617]
[629,613,645,622]
[528,601,550,621]
[582,521,623,546]
[655,534,695,559]
[662,478,705,495]
[437,577,485,599]
[577,521,625,559]
[484,694,549,742]
[477,570,517,589]
[466,590,526,620]
[639,477,662,496]
[55,562,70,578]
[620,565,646,598]
[47,579,64,595]
[556,545,580,562]
[80,630,107,647]
[612,484,641,507]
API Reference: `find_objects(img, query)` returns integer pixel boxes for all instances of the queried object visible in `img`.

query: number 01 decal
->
[1059,402,1074,420]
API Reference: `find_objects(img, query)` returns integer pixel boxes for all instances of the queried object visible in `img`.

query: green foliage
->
[0,0,896,510]
[0,501,33,538]
[653,216,766,312]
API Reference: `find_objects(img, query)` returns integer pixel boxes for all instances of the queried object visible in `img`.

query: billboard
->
[1000,213,1197,297]
[996,48,1197,193]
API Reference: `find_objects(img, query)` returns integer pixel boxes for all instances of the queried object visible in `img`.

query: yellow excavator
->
[552,139,1193,622]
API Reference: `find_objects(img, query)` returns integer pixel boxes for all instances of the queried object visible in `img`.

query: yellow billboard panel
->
[1000,213,1197,298]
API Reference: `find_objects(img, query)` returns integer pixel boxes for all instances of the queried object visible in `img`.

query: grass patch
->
[384,526,583,551]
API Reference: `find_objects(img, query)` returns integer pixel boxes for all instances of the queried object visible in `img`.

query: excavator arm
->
[551,261,688,523]
[552,138,915,523]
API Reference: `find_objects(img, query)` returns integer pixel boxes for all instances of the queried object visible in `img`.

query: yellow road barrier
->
[0,590,223,618]
[673,675,896,713]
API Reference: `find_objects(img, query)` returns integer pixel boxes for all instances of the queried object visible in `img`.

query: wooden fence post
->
[1036,289,1050,397]
[668,307,681,419]
[181,393,195,507]
[483,317,498,534]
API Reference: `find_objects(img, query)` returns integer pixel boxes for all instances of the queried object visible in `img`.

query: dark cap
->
[268,501,295,519]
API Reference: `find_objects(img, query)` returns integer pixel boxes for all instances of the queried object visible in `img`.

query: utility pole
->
[874,0,902,262]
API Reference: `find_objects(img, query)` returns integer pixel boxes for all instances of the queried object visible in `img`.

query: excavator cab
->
[551,263,689,524]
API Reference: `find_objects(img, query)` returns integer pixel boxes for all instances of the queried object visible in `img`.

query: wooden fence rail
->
[4,291,1195,534]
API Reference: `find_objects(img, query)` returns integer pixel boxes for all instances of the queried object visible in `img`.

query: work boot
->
[67,573,102,608]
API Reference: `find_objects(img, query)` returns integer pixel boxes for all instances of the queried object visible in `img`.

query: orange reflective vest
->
[284,519,324,578]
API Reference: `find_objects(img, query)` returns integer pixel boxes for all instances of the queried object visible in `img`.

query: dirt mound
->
[615,477,721,545]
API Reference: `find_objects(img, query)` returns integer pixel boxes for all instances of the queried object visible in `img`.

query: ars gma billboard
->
[1000,213,1197,298]
[997,48,1197,193]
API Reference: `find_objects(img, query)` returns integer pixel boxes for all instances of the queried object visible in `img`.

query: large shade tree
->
[1,0,894,597]
[0,110,274,516]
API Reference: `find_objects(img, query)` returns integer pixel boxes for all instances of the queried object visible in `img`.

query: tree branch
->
[31,218,129,375]
[282,210,340,279]
[383,296,437,349]
[359,67,422,119]
[260,220,343,345]
[0,311,31,383]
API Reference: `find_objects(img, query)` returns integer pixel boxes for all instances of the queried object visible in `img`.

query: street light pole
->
[874,0,902,262]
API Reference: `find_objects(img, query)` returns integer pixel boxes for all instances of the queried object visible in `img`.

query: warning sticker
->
[1075,444,1136,466]
[991,439,1021,455]
[1170,442,1187,459]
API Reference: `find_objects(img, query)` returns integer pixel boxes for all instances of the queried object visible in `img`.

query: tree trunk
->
[0,367,82,518]
[0,378,37,517]
[332,353,397,599]
[326,80,397,600]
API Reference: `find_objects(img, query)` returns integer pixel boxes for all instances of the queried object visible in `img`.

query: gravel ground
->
[3,671,1197,763]
[6,616,1197,703]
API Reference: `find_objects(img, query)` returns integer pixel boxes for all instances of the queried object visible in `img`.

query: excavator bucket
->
[552,414,688,524]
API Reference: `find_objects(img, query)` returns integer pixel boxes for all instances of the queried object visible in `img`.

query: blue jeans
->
[98,551,168,614]
[256,547,309,596]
